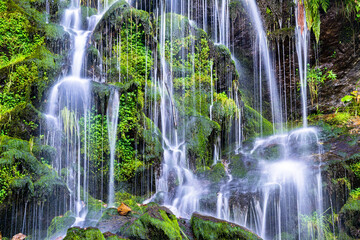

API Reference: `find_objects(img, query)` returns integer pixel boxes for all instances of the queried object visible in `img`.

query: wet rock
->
[190,212,262,240]
[117,203,132,216]
[339,196,360,239]
[47,211,76,239]
[63,227,105,240]
[121,204,182,240]
[11,233,26,240]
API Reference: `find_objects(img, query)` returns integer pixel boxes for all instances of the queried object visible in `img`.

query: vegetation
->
[306,65,336,110]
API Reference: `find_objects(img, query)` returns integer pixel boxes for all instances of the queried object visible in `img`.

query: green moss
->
[115,191,145,214]
[143,116,162,166]
[0,103,43,140]
[98,208,119,222]
[186,116,220,169]
[190,213,262,240]
[47,211,76,239]
[339,195,360,239]
[64,227,105,240]
[0,136,66,204]
[207,163,227,183]
[229,155,246,178]
[243,105,273,139]
[122,205,182,240]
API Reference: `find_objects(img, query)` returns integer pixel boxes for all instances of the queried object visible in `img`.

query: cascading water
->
[2,0,350,239]
[147,1,204,218]
[107,89,120,207]
[241,0,283,131]
[295,0,309,128]
[45,0,120,229]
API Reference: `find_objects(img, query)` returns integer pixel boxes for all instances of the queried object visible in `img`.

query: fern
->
[303,0,330,42]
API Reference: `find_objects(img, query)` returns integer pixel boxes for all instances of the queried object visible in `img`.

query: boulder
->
[121,204,182,240]
[190,212,262,240]
[63,227,105,240]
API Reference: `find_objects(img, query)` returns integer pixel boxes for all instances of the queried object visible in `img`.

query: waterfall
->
[149,0,203,218]
[107,89,120,207]
[45,0,117,228]
[295,0,309,127]
[241,0,283,132]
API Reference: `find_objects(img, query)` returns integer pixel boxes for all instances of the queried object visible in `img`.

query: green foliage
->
[115,191,145,213]
[303,0,330,42]
[0,0,44,67]
[0,164,25,204]
[341,82,360,115]
[306,65,336,110]
[340,0,360,21]
[80,109,110,178]
[350,188,360,200]
[300,210,337,240]
[329,112,352,125]
[0,136,62,204]
[115,92,142,182]
[110,11,153,87]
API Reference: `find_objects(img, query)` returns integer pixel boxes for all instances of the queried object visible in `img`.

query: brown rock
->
[12,233,26,240]
[117,202,131,216]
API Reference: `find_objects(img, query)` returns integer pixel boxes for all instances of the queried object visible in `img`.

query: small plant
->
[306,65,337,110]
[301,209,337,240]
[341,80,360,115]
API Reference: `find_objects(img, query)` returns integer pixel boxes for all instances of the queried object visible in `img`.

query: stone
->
[117,203,131,216]
[190,212,262,240]
[11,233,26,240]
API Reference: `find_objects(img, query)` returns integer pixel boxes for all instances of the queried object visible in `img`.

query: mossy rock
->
[190,213,262,240]
[185,115,221,170]
[47,211,76,239]
[63,227,105,240]
[207,162,227,183]
[98,208,119,222]
[229,154,247,178]
[0,103,44,140]
[243,104,273,139]
[339,196,360,239]
[103,232,128,240]
[121,204,182,240]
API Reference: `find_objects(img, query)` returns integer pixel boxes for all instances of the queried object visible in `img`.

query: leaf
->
[341,95,354,103]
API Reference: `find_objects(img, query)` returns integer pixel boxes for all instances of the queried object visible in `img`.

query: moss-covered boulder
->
[208,162,227,183]
[185,116,221,170]
[47,211,76,239]
[121,204,182,240]
[243,105,273,139]
[228,154,247,178]
[190,212,262,240]
[0,103,44,140]
[63,227,105,240]
[339,194,360,238]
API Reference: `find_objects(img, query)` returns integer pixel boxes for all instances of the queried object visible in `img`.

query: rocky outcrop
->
[190,212,262,240]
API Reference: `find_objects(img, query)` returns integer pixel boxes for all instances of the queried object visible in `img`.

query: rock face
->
[190,213,262,240]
